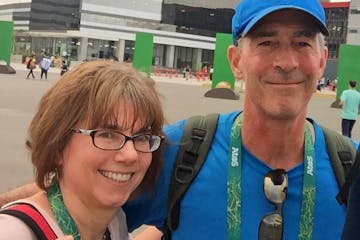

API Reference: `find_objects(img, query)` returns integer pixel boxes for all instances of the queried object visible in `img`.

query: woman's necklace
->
[74,228,111,240]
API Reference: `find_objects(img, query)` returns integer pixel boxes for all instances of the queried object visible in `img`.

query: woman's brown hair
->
[27,60,165,198]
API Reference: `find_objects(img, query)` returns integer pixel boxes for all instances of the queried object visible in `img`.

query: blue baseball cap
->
[232,0,329,44]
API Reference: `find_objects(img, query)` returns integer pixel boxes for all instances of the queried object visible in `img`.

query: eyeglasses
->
[71,128,164,153]
[258,169,288,240]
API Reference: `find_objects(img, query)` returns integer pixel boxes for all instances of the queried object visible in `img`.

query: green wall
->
[211,33,235,90]
[133,32,154,76]
[0,21,14,66]
[336,44,360,99]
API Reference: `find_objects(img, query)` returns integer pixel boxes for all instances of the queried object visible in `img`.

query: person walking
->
[209,65,214,81]
[183,65,191,80]
[26,54,36,79]
[339,80,360,138]
[60,60,69,76]
[39,55,52,80]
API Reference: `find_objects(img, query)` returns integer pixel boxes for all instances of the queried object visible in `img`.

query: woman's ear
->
[227,45,243,80]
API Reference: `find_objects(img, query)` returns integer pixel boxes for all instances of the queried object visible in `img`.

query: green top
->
[341,89,360,120]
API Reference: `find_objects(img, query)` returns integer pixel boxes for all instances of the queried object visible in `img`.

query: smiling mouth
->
[267,81,302,85]
[99,170,132,182]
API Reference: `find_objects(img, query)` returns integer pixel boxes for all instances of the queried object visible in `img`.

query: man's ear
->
[318,46,328,79]
[228,45,243,80]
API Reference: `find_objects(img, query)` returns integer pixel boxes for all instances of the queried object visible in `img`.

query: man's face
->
[230,9,328,121]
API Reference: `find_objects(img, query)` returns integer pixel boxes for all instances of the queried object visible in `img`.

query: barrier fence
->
[152,67,210,81]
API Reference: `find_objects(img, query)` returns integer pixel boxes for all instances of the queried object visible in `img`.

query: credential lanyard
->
[227,114,316,240]
[47,182,80,240]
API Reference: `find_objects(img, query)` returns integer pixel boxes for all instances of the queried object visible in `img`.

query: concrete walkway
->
[9,62,338,97]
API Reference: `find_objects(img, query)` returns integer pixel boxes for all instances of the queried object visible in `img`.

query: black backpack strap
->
[337,145,360,205]
[0,202,57,240]
[162,113,219,240]
[321,126,356,205]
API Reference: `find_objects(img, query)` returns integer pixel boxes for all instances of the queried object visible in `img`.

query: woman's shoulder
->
[0,207,37,239]
[0,197,63,238]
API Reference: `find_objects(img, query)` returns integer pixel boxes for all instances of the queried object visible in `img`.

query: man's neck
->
[240,111,309,170]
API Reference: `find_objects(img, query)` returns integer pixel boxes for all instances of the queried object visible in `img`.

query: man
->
[339,80,360,138]
[127,0,348,239]
[0,0,352,239]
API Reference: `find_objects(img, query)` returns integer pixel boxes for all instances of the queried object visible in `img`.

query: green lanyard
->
[227,114,316,240]
[47,182,80,240]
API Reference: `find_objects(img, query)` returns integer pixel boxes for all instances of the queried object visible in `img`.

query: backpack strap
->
[162,113,219,240]
[321,126,356,205]
[336,145,360,205]
[0,202,57,240]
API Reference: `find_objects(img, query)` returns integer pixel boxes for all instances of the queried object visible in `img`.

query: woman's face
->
[60,103,152,209]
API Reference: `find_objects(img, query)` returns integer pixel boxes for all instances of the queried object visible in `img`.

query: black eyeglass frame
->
[71,128,165,153]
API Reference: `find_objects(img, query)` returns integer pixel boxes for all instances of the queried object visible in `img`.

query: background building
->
[323,2,351,58]
[0,0,354,74]
[347,0,360,45]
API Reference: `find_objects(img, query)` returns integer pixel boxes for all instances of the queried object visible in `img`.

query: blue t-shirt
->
[124,112,346,239]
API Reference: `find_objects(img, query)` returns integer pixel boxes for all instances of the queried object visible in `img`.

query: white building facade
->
[0,0,354,71]
[1,0,233,70]
[347,0,360,45]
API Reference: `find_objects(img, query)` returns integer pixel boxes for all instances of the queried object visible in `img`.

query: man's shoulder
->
[163,112,239,147]
[342,89,349,95]
[164,112,239,134]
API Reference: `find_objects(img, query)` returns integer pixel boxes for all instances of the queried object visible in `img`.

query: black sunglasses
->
[258,169,288,240]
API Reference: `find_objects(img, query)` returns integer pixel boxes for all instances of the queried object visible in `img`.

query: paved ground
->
[0,63,356,195]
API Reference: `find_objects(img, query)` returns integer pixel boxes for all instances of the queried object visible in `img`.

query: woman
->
[0,60,165,239]
[26,54,37,79]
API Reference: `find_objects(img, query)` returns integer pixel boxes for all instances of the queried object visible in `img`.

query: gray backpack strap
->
[321,126,356,205]
[162,113,219,240]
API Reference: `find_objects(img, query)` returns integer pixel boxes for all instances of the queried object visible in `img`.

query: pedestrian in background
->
[40,55,52,80]
[25,54,36,79]
[60,60,69,76]
[209,65,214,81]
[339,80,360,138]
[183,65,191,80]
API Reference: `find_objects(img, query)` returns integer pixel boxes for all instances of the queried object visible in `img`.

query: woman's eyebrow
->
[134,126,152,134]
